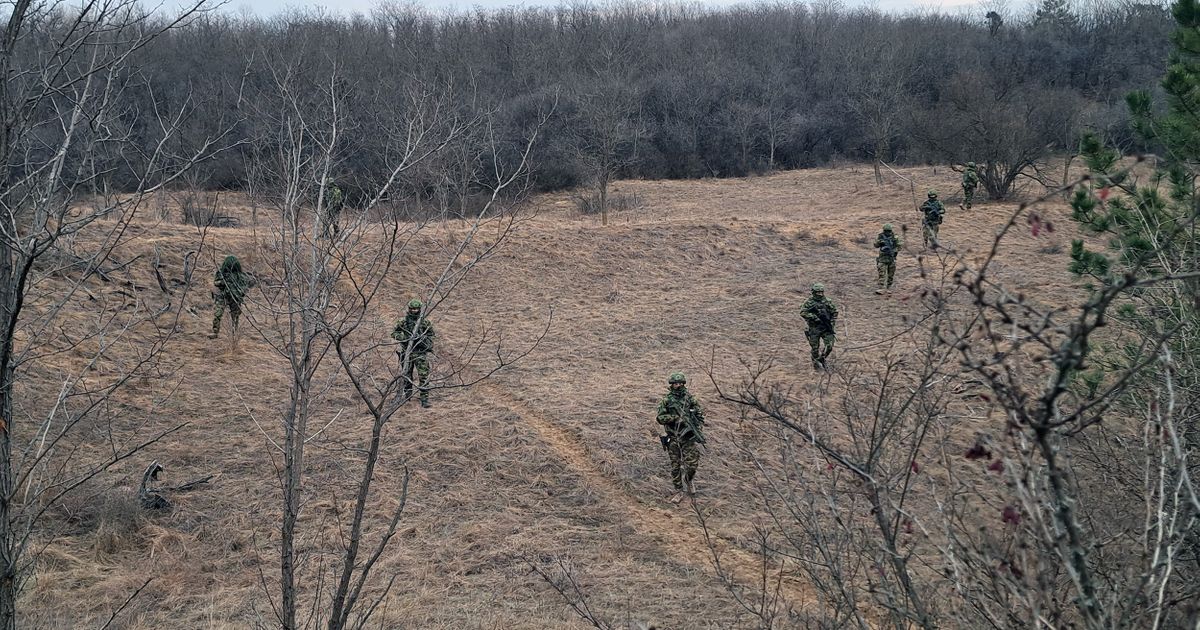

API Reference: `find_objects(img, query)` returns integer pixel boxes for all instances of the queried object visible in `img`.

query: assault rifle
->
[879,239,897,257]
[672,402,706,446]
[808,304,835,332]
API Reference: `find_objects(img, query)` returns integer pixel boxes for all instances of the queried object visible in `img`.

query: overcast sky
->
[178,0,987,18]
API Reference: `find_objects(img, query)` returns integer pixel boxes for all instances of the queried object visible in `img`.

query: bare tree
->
[241,41,553,628]
[841,24,918,184]
[0,1,238,626]
[570,77,644,226]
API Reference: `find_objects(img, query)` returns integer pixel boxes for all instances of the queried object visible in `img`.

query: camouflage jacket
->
[656,389,706,443]
[874,231,901,260]
[213,260,252,303]
[920,199,945,225]
[324,184,344,218]
[801,295,838,333]
[962,168,979,188]
[391,314,435,355]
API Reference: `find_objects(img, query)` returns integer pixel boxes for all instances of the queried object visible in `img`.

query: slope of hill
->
[22,165,1083,628]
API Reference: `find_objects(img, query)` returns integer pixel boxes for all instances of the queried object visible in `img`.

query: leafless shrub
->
[525,554,617,630]
[179,190,217,226]
[573,191,643,217]
[179,190,235,227]
[717,188,1200,629]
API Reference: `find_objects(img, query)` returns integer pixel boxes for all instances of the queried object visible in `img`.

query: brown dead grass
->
[19,164,1089,628]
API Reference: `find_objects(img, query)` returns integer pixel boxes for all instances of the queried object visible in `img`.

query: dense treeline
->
[14,0,1178,202]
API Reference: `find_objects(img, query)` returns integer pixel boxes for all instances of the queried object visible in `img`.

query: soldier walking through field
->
[392,298,436,408]
[656,372,706,504]
[209,254,253,340]
[920,190,945,249]
[801,283,838,369]
[874,224,901,295]
[961,162,979,209]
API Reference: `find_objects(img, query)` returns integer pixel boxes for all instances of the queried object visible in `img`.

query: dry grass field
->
[21,163,1086,628]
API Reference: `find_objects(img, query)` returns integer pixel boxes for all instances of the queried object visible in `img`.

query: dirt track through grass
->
[473,378,813,607]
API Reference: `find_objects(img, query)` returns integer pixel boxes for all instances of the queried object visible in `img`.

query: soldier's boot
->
[420,393,431,409]
[207,329,219,339]
[668,479,685,503]
[684,471,696,496]
[875,288,885,295]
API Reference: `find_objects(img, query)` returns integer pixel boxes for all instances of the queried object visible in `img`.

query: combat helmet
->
[927,190,938,198]
[668,371,687,385]
[407,298,423,310]
[966,161,976,169]
[883,223,893,232]
[812,283,825,293]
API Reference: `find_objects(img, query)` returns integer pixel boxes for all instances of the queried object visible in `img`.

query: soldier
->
[321,181,344,238]
[656,372,706,503]
[961,162,980,209]
[873,224,901,295]
[801,283,838,369]
[209,255,253,339]
[392,298,436,408]
[920,190,945,249]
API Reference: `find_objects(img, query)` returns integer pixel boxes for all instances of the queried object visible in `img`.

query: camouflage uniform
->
[211,255,252,338]
[392,299,436,408]
[961,163,979,209]
[873,225,900,293]
[920,192,945,248]
[656,372,706,496]
[321,183,344,238]
[801,285,838,369]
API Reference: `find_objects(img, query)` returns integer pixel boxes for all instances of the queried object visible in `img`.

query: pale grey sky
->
[180,0,987,18]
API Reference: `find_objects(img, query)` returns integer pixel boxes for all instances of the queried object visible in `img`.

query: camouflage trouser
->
[320,212,340,238]
[877,257,896,289]
[211,293,242,335]
[923,222,940,248]
[962,184,977,209]
[806,329,836,365]
[668,438,701,490]
[400,352,431,404]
